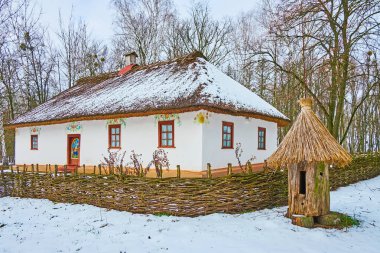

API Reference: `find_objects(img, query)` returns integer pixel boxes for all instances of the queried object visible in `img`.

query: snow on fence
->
[0,153,379,216]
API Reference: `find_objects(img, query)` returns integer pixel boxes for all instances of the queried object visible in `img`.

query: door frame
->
[67,134,81,165]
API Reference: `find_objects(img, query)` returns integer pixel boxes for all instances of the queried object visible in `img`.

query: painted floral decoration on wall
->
[29,127,41,135]
[106,118,127,128]
[66,122,82,133]
[154,114,182,126]
[194,112,210,124]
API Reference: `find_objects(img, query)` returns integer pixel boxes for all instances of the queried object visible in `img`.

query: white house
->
[6,52,289,177]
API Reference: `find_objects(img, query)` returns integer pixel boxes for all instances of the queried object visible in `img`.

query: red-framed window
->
[108,124,121,149]
[258,127,266,150]
[31,135,38,150]
[222,121,234,149]
[158,120,175,148]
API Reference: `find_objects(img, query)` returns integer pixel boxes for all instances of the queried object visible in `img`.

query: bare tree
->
[254,0,380,143]
[111,0,174,66]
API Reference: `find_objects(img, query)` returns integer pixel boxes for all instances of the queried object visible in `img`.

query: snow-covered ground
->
[1,176,380,253]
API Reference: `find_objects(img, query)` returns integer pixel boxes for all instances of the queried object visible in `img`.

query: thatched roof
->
[267,98,352,168]
[6,51,289,128]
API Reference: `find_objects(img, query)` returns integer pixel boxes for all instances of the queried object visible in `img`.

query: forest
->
[0,0,379,159]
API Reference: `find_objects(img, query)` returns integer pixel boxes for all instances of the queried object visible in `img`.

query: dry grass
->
[267,98,352,168]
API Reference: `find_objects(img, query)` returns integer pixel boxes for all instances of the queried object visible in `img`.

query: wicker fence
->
[0,153,379,217]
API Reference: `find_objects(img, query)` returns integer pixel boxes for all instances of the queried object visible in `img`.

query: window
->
[258,127,266,150]
[31,135,38,150]
[108,124,121,148]
[222,122,234,149]
[158,120,175,148]
[299,171,306,195]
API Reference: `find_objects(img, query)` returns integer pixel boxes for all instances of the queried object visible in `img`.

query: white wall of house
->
[201,112,278,170]
[15,110,278,171]
[15,112,203,170]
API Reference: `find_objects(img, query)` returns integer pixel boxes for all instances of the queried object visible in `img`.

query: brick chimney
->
[119,52,138,76]
[124,51,138,65]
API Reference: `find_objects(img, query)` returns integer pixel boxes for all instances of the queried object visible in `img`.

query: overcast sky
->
[35,0,261,45]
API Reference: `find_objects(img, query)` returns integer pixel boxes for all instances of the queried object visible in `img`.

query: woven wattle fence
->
[0,153,379,217]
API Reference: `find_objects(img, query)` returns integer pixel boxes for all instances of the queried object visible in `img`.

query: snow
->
[10,56,288,125]
[1,176,379,253]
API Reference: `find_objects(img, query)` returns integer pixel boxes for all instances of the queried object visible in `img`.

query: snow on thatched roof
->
[7,52,289,128]
[267,98,352,168]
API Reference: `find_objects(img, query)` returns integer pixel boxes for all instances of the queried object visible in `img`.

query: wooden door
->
[67,134,80,166]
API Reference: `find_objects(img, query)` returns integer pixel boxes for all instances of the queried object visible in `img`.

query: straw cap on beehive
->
[267,98,352,168]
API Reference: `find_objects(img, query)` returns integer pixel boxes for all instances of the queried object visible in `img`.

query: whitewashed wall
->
[201,112,278,170]
[15,112,203,170]
[15,110,278,171]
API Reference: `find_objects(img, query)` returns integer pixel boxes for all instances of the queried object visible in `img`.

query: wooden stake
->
[54,165,58,177]
[207,163,212,179]
[247,162,252,174]
[160,164,163,179]
[176,165,181,178]
[227,163,232,176]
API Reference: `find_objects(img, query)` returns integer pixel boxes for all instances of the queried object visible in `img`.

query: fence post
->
[93,165,96,175]
[98,164,102,175]
[177,165,181,178]
[207,163,212,179]
[64,165,67,177]
[54,165,58,177]
[10,165,13,174]
[16,166,19,174]
[227,163,232,176]
[45,164,48,174]
[82,164,85,175]
[159,164,163,179]
[23,164,26,174]
[75,166,78,176]
[36,164,39,174]
[32,164,35,174]
[247,162,252,174]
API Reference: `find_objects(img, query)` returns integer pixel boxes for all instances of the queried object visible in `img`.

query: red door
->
[67,134,80,166]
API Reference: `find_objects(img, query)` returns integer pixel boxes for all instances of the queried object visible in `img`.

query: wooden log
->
[288,162,330,217]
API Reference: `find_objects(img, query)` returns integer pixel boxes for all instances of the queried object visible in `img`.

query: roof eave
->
[4,106,290,129]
